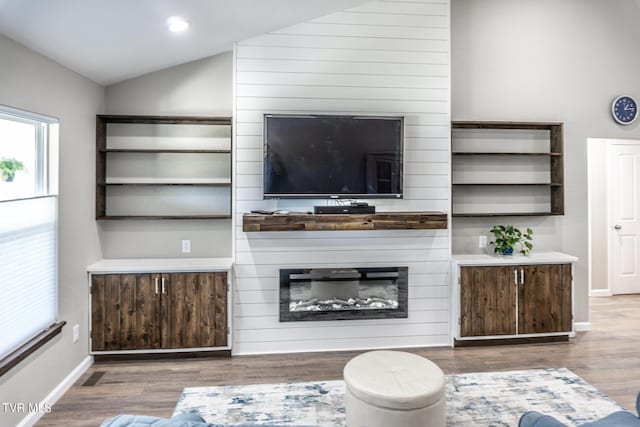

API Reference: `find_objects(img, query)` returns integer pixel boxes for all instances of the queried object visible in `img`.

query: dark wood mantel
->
[242,211,448,232]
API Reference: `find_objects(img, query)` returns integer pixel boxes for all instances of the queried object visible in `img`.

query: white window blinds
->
[0,196,57,357]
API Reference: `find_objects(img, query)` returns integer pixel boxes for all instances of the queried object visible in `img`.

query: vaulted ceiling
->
[0,0,368,85]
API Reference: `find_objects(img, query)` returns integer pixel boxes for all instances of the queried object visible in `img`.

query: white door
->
[607,142,640,294]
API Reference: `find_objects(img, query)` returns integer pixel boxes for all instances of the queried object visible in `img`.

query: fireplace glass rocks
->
[279,267,408,322]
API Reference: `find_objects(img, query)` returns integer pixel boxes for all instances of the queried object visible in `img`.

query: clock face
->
[612,95,638,125]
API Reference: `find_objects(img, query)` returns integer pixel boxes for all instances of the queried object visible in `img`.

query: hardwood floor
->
[38,295,640,426]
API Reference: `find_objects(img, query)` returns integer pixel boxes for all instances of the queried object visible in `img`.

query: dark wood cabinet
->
[459,264,572,338]
[91,272,228,352]
[518,264,572,334]
[460,266,516,337]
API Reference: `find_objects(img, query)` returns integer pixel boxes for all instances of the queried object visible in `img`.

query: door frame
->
[606,139,640,295]
[588,138,640,297]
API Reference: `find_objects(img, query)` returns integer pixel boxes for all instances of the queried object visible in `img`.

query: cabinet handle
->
[154,277,159,294]
[520,269,524,285]
[161,277,166,294]
[514,269,518,284]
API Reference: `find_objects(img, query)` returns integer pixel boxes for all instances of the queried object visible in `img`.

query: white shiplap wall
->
[233,0,451,355]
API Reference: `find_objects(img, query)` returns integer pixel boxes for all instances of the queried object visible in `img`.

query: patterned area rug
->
[174,368,625,426]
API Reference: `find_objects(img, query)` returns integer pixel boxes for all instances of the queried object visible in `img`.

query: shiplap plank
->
[235,322,449,342]
[405,162,450,175]
[348,1,448,15]
[310,11,448,27]
[234,173,450,188]
[271,22,448,40]
[233,262,451,278]
[236,229,449,240]
[237,84,448,101]
[235,310,449,329]
[237,72,449,89]
[235,248,449,265]
[237,45,448,65]
[233,273,449,291]
[235,236,450,252]
[233,335,450,355]
[240,35,447,54]
[236,97,448,114]
[236,58,449,77]
[235,111,451,127]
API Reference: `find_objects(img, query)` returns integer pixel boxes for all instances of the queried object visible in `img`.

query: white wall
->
[233,0,452,354]
[0,35,104,426]
[451,0,640,323]
[103,52,233,258]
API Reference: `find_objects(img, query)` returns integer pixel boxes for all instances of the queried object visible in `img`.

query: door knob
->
[614,224,622,230]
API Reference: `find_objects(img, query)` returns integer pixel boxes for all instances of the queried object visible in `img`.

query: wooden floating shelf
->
[453,212,563,218]
[242,211,448,232]
[98,215,231,220]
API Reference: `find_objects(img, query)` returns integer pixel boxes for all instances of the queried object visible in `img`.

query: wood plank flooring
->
[37,295,640,426]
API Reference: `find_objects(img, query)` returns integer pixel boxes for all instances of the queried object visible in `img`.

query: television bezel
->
[262,113,404,200]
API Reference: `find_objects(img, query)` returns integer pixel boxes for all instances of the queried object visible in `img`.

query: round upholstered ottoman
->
[343,350,446,427]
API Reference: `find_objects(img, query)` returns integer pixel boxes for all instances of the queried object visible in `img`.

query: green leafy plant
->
[489,225,533,256]
[0,158,25,182]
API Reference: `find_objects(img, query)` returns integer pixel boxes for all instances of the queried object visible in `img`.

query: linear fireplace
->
[279,266,408,322]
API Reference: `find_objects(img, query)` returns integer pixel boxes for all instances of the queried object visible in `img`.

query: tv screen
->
[263,114,404,199]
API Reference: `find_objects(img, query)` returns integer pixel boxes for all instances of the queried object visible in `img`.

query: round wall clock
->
[611,95,638,125]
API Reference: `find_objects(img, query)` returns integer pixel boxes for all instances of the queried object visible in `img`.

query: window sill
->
[0,321,66,377]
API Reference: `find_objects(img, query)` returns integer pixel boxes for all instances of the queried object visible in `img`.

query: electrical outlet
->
[72,324,80,343]
[182,239,191,253]
[478,235,487,248]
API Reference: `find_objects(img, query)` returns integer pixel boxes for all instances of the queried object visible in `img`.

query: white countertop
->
[87,258,233,273]
[452,251,578,266]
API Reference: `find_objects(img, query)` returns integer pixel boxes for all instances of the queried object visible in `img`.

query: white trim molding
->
[16,356,93,427]
[574,322,592,332]
[590,289,612,297]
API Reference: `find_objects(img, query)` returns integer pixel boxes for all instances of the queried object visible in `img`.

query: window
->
[0,105,60,369]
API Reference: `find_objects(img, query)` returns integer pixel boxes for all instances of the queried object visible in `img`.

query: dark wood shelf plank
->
[97,215,231,220]
[243,212,448,232]
[452,212,564,217]
[452,183,562,186]
[97,115,231,125]
[452,152,562,156]
[100,182,231,187]
[452,121,563,130]
[101,149,231,154]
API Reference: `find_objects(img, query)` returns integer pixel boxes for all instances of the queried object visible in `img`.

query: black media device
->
[263,114,404,199]
[314,205,376,214]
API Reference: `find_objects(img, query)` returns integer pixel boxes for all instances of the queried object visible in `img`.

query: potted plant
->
[489,225,533,256]
[0,158,25,182]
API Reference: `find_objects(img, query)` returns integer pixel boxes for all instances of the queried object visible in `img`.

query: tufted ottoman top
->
[343,350,445,411]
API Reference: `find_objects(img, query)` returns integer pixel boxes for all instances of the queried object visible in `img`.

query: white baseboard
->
[574,322,592,332]
[590,289,612,297]
[17,356,93,427]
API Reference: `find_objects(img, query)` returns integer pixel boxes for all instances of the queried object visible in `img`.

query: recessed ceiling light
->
[167,16,190,33]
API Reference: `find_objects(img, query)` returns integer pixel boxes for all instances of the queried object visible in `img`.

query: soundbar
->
[314,205,376,214]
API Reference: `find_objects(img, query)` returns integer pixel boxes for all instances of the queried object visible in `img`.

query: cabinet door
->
[161,272,228,349]
[518,264,572,334]
[91,274,161,351]
[460,266,516,337]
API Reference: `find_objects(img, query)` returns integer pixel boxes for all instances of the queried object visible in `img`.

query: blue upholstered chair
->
[519,392,640,427]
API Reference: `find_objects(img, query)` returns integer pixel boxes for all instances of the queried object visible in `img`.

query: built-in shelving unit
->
[451,121,564,217]
[242,212,448,232]
[96,115,232,220]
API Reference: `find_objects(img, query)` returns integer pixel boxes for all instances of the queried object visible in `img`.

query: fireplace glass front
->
[279,266,408,322]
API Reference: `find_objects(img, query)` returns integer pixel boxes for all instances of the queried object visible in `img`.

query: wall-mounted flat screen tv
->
[263,114,404,199]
